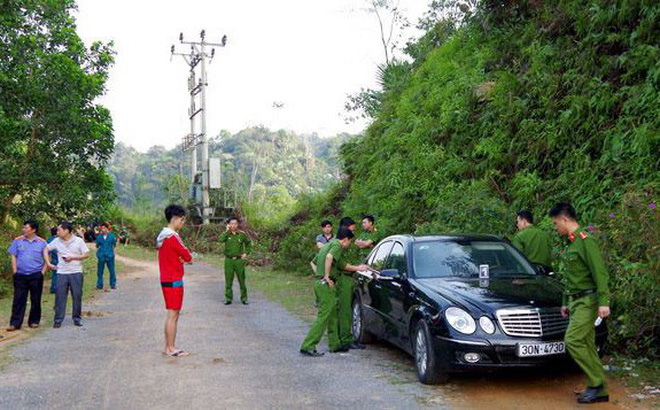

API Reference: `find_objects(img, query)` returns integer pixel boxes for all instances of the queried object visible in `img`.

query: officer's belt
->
[567,289,596,300]
[161,280,184,288]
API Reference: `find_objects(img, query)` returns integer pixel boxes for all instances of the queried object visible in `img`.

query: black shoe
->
[74,320,83,327]
[347,343,366,350]
[577,386,609,404]
[53,323,62,328]
[300,349,324,357]
[224,301,232,305]
[242,301,249,305]
[329,346,350,353]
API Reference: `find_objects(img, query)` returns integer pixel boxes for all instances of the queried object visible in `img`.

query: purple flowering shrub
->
[598,186,659,357]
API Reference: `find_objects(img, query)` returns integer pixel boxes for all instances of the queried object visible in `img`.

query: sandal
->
[164,350,189,357]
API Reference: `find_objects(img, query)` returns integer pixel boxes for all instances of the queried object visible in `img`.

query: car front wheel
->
[413,320,447,384]
[352,296,375,344]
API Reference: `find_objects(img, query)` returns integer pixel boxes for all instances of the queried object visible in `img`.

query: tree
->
[0,0,115,221]
[344,1,411,123]
[417,0,478,30]
[365,0,409,65]
[165,174,190,206]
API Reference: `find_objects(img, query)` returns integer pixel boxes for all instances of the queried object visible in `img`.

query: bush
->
[598,185,660,357]
[268,183,349,274]
[0,220,21,298]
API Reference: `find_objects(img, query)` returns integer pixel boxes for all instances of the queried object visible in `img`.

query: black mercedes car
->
[351,234,607,384]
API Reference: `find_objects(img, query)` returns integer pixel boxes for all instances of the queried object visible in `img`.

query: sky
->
[74,0,428,152]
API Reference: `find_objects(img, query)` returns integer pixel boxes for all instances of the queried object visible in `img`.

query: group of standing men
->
[300,215,380,356]
[5,202,610,404]
[513,203,611,404]
[6,220,118,332]
[299,205,610,404]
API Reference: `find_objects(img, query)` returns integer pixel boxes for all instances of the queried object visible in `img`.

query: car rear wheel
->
[352,296,375,344]
[413,320,447,384]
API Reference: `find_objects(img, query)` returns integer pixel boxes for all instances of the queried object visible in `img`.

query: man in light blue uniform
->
[7,220,49,331]
[95,222,117,290]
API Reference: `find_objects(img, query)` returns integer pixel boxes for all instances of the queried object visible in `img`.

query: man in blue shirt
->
[95,222,117,290]
[47,227,59,294]
[315,220,334,250]
[7,220,49,331]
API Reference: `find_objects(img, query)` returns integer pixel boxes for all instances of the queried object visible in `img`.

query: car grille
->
[496,308,568,337]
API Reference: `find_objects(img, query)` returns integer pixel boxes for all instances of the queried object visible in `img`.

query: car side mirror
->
[535,264,555,276]
[379,268,400,280]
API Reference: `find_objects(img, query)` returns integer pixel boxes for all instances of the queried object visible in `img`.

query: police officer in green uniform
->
[300,228,368,357]
[550,202,610,404]
[356,214,380,258]
[219,217,252,305]
[512,210,553,269]
[336,214,381,350]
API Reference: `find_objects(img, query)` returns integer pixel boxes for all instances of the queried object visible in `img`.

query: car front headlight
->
[479,316,495,334]
[444,307,476,334]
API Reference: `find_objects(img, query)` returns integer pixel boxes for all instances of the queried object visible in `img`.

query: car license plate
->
[517,341,565,357]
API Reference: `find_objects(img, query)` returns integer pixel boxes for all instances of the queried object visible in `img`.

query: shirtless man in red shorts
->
[156,204,193,357]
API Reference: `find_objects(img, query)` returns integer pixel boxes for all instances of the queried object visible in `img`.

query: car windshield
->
[412,240,537,279]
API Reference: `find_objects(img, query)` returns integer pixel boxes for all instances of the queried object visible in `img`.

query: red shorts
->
[162,286,184,310]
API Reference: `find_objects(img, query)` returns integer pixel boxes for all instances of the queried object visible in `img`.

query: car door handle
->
[374,283,382,289]
[391,282,401,288]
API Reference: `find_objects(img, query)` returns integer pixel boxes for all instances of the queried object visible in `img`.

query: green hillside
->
[276,1,659,358]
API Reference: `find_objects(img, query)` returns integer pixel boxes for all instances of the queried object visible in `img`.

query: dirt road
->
[0,256,652,409]
[0,256,442,409]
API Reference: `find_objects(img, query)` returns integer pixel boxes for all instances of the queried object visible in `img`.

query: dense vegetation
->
[111,127,347,251]
[0,1,115,297]
[108,127,346,225]
[274,1,660,358]
[0,0,116,222]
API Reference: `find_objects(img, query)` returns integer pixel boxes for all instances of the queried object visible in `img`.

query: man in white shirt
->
[46,221,90,328]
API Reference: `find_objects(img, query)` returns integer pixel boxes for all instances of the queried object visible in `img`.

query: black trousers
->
[10,272,44,327]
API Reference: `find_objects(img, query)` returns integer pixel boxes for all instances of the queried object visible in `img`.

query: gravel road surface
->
[0,256,445,409]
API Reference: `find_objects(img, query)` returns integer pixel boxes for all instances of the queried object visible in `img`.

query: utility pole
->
[189,75,197,179]
[171,30,227,225]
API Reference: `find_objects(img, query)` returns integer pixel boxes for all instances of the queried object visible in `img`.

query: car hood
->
[415,276,563,314]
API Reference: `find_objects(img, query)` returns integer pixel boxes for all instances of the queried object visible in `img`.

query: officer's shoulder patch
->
[36,236,46,242]
[579,232,589,240]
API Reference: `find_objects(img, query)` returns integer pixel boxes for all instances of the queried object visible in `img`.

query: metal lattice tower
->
[171,30,227,224]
